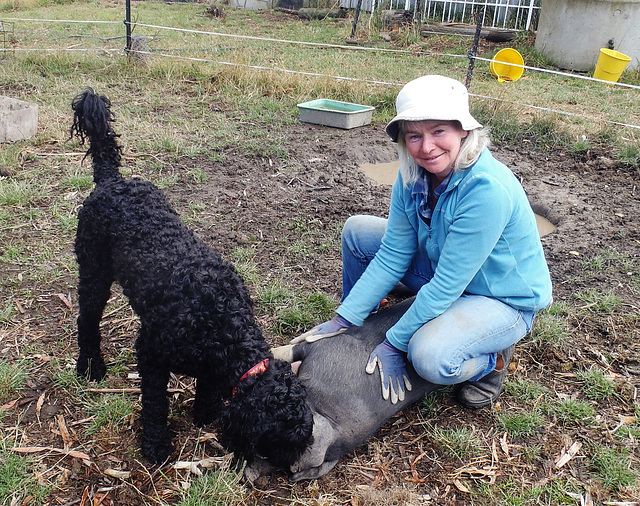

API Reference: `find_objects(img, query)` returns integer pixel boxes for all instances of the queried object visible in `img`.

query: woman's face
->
[403,120,468,185]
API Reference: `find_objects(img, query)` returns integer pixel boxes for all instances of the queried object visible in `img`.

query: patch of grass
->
[0,301,14,324]
[615,143,640,168]
[52,365,85,393]
[84,394,136,435]
[419,387,452,419]
[232,247,260,285]
[256,282,336,337]
[496,411,544,438]
[62,172,94,191]
[574,289,623,313]
[582,247,634,273]
[544,398,595,427]
[108,348,135,378]
[0,179,43,207]
[255,282,296,311]
[0,440,51,505]
[186,168,209,184]
[156,174,180,189]
[427,425,483,462]
[575,367,616,401]
[272,292,337,336]
[588,444,637,492]
[503,377,548,403]
[517,444,541,463]
[475,476,579,505]
[0,360,29,403]
[177,462,246,505]
[525,307,570,348]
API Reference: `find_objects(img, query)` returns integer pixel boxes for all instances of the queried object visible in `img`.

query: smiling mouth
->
[424,153,443,163]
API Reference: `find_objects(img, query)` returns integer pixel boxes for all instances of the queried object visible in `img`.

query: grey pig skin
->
[263,296,442,482]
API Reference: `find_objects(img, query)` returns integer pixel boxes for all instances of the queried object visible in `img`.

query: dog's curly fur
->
[70,88,313,467]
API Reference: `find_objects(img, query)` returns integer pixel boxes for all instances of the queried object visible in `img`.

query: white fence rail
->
[339,0,540,31]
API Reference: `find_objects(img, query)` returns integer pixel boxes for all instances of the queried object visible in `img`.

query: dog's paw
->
[141,436,173,465]
[76,355,107,382]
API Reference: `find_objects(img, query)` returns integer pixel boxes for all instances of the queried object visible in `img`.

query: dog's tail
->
[70,87,123,184]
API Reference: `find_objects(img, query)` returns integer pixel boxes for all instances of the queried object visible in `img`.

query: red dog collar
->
[232,358,269,397]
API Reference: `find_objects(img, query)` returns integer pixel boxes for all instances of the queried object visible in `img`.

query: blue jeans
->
[341,215,535,385]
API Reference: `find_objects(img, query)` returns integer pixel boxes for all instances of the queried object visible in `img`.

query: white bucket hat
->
[385,75,482,143]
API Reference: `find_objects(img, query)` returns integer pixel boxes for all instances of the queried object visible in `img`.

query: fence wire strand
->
[3,14,639,130]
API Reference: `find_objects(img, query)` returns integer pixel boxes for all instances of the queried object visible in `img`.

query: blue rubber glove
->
[366,338,412,404]
[290,314,353,344]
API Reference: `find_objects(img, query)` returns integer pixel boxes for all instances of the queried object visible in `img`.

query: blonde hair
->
[396,121,491,188]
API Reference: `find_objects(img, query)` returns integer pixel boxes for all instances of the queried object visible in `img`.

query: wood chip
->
[555,441,582,469]
[55,293,73,310]
[11,446,91,461]
[453,479,470,493]
[104,468,132,480]
[36,392,46,420]
[55,414,72,451]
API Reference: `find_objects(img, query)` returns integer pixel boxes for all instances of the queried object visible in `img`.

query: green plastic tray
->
[297,99,375,129]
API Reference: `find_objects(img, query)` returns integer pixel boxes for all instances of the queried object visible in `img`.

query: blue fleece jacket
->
[336,148,552,352]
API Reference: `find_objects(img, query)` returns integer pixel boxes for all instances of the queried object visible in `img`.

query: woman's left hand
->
[366,338,412,404]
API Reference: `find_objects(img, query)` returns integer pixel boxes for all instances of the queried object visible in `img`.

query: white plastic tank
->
[535,0,639,71]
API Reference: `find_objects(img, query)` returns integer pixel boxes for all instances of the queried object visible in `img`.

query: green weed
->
[475,476,579,505]
[52,366,86,393]
[526,309,570,348]
[544,398,595,426]
[419,387,452,419]
[427,425,483,462]
[0,441,51,505]
[272,292,337,336]
[588,444,637,492]
[496,411,543,438]
[84,394,136,435]
[232,247,259,285]
[0,360,29,403]
[574,289,623,313]
[503,377,548,403]
[177,463,245,506]
[575,367,616,400]
[0,179,43,207]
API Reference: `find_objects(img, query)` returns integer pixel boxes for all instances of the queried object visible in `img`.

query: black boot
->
[455,345,515,409]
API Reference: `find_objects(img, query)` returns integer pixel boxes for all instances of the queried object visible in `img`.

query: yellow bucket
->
[593,48,631,83]
[489,48,524,82]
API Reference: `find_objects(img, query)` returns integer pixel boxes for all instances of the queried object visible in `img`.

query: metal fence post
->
[465,6,484,89]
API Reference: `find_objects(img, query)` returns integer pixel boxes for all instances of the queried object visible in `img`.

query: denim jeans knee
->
[407,295,533,385]
[341,215,433,300]
[341,215,387,301]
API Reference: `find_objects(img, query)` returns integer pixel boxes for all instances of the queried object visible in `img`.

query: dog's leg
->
[137,331,173,464]
[76,261,112,381]
[193,376,222,427]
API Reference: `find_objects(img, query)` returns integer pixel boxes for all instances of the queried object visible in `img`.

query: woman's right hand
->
[290,314,352,344]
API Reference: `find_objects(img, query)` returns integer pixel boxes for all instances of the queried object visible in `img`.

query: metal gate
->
[339,0,540,32]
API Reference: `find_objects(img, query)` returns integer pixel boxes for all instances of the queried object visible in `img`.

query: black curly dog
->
[70,88,313,466]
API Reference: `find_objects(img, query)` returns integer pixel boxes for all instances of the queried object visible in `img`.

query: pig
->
[264,296,442,482]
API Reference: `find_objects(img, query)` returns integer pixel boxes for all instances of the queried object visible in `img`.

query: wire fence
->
[1,9,639,132]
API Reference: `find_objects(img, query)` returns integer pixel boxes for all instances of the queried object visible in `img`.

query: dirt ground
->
[2,119,640,504]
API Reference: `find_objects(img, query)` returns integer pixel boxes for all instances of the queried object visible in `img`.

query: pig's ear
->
[289,412,337,482]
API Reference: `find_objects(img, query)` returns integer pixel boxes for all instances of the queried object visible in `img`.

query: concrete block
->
[1,96,39,143]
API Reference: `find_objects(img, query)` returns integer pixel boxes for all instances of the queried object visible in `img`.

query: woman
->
[295,75,552,408]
